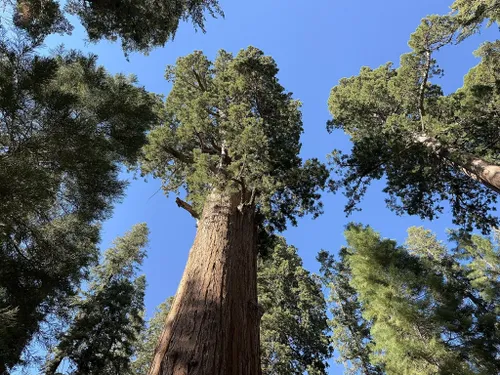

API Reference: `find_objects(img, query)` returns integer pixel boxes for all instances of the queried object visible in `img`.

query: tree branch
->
[419,50,432,132]
[163,145,193,164]
[192,69,207,92]
[175,197,199,219]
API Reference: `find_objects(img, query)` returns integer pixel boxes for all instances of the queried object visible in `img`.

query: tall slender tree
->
[327,5,500,233]
[44,223,149,375]
[140,47,327,375]
[0,35,158,372]
[318,249,382,375]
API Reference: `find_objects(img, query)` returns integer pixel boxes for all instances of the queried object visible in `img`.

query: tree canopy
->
[0,35,158,371]
[450,0,500,39]
[3,0,222,53]
[141,47,327,232]
[328,7,500,233]
[320,224,500,375]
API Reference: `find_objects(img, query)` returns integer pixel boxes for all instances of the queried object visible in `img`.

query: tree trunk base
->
[149,191,261,375]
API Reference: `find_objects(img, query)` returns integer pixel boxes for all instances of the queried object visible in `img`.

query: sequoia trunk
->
[416,135,500,194]
[148,191,261,375]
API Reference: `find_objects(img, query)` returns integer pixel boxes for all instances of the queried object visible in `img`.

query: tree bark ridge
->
[149,190,261,375]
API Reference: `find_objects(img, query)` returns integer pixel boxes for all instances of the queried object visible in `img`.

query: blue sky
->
[41,1,498,373]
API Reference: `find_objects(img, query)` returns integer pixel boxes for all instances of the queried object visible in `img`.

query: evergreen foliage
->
[0,35,158,371]
[318,249,382,375]
[327,6,500,233]
[141,47,327,233]
[320,224,500,374]
[258,237,331,375]
[450,0,500,39]
[44,223,149,375]
[2,0,222,53]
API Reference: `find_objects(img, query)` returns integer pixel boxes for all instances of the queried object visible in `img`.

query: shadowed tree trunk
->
[149,190,261,375]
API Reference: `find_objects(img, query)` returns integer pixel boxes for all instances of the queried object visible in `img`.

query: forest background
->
[7,0,498,373]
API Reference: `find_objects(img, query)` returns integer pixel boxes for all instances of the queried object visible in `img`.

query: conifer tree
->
[258,237,331,375]
[44,223,149,375]
[321,224,500,374]
[141,46,327,375]
[318,249,382,375]
[0,35,158,372]
[327,4,500,233]
[133,238,331,375]
[2,0,222,53]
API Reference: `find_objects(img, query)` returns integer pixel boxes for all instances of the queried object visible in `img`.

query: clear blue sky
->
[43,1,497,373]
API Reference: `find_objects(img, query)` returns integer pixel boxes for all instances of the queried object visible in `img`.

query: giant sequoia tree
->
[131,237,331,375]
[328,1,500,233]
[320,224,500,374]
[3,0,222,53]
[140,47,327,375]
[0,36,158,372]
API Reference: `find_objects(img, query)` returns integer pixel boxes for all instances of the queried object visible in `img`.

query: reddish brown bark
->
[149,190,261,375]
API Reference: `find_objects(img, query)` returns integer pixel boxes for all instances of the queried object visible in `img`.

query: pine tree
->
[318,249,382,375]
[44,223,149,375]
[0,35,158,372]
[327,5,500,233]
[140,47,327,375]
[322,224,500,375]
[4,0,222,53]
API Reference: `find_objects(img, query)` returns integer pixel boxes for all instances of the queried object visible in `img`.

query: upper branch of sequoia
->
[141,47,328,231]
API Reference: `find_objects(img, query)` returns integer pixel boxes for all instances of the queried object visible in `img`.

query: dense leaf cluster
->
[141,47,327,232]
[328,12,500,233]
[2,0,222,53]
[320,225,500,375]
[0,36,158,371]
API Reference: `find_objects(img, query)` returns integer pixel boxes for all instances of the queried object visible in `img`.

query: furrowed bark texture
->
[416,135,500,194]
[149,190,261,375]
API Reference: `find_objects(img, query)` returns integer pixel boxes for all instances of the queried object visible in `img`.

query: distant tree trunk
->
[149,190,261,375]
[416,134,500,194]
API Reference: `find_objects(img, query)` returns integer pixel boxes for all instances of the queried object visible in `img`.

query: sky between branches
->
[24,1,499,374]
